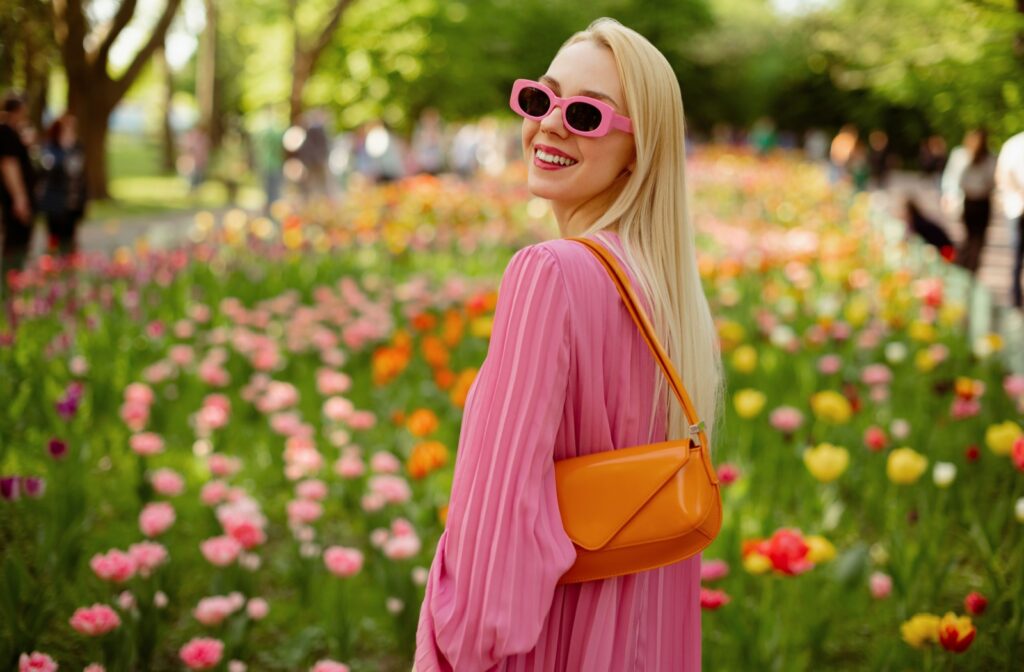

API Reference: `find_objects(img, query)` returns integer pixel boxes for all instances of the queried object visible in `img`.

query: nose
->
[539,103,569,138]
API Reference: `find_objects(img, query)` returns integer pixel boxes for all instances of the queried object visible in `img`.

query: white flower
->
[932,462,956,488]
[1016,498,1024,524]
[884,342,907,364]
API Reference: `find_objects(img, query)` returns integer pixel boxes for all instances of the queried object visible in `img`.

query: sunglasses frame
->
[509,79,634,138]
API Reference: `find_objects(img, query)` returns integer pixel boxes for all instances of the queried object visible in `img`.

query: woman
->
[942,128,997,274]
[37,114,87,256]
[414,18,723,671]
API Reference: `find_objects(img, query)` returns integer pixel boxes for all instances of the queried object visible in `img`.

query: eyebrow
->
[540,75,620,109]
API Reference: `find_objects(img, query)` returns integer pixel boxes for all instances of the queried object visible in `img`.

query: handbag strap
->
[567,236,709,449]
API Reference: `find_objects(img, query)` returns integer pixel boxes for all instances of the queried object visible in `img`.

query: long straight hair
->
[563,18,724,449]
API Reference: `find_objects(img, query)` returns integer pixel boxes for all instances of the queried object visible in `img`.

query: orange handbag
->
[554,236,722,584]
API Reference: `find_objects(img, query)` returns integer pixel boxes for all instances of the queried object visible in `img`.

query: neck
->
[553,175,629,238]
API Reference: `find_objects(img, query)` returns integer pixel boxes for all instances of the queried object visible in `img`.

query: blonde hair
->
[563,18,724,449]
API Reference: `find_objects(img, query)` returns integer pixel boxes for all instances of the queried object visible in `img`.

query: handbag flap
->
[554,440,691,551]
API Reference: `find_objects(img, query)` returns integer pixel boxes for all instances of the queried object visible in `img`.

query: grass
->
[86,133,264,223]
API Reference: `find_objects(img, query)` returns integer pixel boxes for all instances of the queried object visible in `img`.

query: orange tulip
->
[406,409,440,437]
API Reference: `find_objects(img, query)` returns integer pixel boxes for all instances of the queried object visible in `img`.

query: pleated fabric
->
[414,230,701,672]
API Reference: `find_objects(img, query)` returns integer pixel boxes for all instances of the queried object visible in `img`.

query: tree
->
[288,0,354,124]
[0,0,55,131]
[51,0,183,199]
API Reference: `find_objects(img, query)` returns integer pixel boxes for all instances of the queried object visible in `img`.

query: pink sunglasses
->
[509,79,633,138]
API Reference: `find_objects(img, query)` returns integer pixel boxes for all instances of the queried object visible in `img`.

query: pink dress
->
[414,230,701,671]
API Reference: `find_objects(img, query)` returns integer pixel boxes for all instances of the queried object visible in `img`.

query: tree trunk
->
[198,0,221,150]
[289,55,312,126]
[81,101,112,201]
[156,45,176,172]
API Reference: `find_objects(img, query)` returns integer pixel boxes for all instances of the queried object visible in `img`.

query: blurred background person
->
[298,108,332,200]
[919,134,948,189]
[803,128,829,165]
[253,106,286,214]
[943,128,997,275]
[411,107,445,175]
[867,129,892,189]
[903,195,955,261]
[829,124,858,185]
[0,92,37,287]
[37,113,87,257]
[179,124,209,195]
[996,129,1024,309]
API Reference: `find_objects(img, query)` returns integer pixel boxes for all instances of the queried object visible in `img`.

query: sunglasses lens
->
[566,102,603,133]
[517,87,551,117]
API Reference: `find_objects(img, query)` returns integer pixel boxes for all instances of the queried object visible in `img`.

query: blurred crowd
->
[3,89,1024,309]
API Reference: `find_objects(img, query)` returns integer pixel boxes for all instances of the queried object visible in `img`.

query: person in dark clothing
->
[951,129,997,275]
[37,114,87,256]
[0,92,36,286]
[904,197,955,261]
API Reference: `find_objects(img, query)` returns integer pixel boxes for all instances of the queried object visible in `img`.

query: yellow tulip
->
[913,349,936,373]
[938,302,966,326]
[843,295,870,327]
[731,345,758,374]
[742,552,772,575]
[985,421,1022,456]
[907,320,936,343]
[805,535,836,563]
[810,390,852,424]
[887,447,928,484]
[469,316,493,339]
[803,443,850,482]
[901,613,941,648]
[718,320,747,350]
[733,389,767,419]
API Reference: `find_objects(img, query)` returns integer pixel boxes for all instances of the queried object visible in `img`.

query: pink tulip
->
[323,546,364,578]
[208,454,242,478]
[84,664,106,672]
[139,502,176,537]
[317,369,351,395]
[124,382,154,406]
[861,364,892,387]
[869,571,892,599]
[383,533,421,560]
[311,660,350,672]
[119,401,150,431]
[296,479,328,501]
[90,549,137,583]
[700,559,730,582]
[287,499,324,525]
[200,536,243,566]
[246,597,269,620]
[368,475,411,504]
[179,637,224,670]
[769,407,803,434]
[150,468,185,496]
[1004,374,1024,398]
[370,452,401,474]
[18,652,58,672]
[718,463,740,485]
[323,397,355,423]
[69,603,122,635]
[699,587,730,610]
[193,596,238,626]
[128,541,168,576]
[817,355,842,375]
[348,410,376,430]
[129,432,164,457]
[334,453,365,479]
[201,480,230,506]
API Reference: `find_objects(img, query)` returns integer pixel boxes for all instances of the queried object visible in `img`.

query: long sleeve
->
[414,244,577,672]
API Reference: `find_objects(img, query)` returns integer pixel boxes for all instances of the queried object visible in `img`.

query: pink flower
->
[769,407,803,434]
[201,480,230,506]
[368,475,411,504]
[348,410,376,430]
[317,369,351,395]
[18,652,57,672]
[383,533,421,560]
[169,344,194,366]
[200,536,243,566]
[699,587,730,610]
[287,499,324,525]
[150,468,185,496]
[1013,437,1024,472]
[370,452,401,474]
[256,381,299,413]
[334,453,365,479]
[128,541,168,577]
[246,597,269,620]
[129,432,164,457]
[120,401,151,431]
[228,662,247,672]
[124,382,155,406]
[323,397,354,423]
[869,571,892,599]
[90,549,137,583]
[296,479,328,501]
[117,591,135,611]
[84,665,105,672]
[951,397,981,420]
[69,603,122,635]
[179,637,224,670]
[700,559,730,582]
[370,528,389,548]
[861,364,892,387]
[1004,374,1024,399]
[717,463,740,485]
[222,517,266,550]
[311,660,350,672]
[817,355,842,375]
[195,405,229,435]
[323,546,364,577]
[199,363,230,387]
[139,502,176,537]
[193,596,238,626]
[208,454,242,478]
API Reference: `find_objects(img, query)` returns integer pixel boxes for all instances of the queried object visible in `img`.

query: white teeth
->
[535,149,577,167]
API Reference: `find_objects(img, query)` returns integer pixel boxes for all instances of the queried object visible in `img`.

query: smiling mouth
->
[534,147,578,167]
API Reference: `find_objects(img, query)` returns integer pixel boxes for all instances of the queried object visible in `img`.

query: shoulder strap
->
[567,236,708,449]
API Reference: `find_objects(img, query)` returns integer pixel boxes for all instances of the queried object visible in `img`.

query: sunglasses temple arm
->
[612,115,634,134]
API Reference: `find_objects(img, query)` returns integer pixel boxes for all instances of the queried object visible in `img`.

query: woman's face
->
[522,40,636,216]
